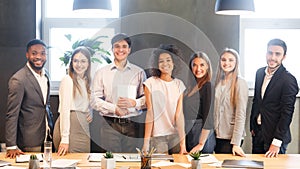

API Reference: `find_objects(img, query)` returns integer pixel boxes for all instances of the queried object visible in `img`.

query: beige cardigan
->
[214,77,248,146]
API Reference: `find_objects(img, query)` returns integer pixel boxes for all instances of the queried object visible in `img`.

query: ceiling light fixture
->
[73,0,112,11]
[215,0,255,15]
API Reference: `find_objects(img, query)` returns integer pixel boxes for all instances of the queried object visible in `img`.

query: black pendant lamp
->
[73,0,112,11]
[215,0,255,15]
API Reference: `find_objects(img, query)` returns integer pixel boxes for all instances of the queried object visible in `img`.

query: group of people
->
[5,34,298,159]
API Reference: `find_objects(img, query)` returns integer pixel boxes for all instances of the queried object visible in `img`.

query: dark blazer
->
[250,64,299,145]
[5,65,53,150]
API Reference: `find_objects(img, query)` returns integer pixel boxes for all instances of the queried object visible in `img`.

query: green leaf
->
[91,57,102,64]
[103,151,114,158]
[59,34,111,66]
[100,54,112,64]
[189,151,202,160]
[64,34,72,42]
[30,154,38,160]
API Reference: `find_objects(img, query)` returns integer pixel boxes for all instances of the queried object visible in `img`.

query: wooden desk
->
[1,152,300,168]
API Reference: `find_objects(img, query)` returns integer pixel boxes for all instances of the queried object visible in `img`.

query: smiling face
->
[72,52,89,78]
[220,52,237,74]
[26,44,47,73]
[266,45,285,73]
[112,39,131,62]
[158,53,174,76]
[191,57,208,79]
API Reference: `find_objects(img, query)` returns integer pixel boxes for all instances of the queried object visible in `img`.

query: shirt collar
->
[26,62,46,78]
[110,60,132,71]
[264,66,279,76]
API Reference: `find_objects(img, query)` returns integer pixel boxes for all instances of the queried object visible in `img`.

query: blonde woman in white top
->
[54,46,93,155]
[214,48,248,157]
[142,44,187,154]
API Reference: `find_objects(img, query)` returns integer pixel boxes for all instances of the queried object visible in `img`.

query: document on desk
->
[186,154,219,164]
[0,160,11,167]
[50,159,79,169]
[15,154,43,163]
[0,166,26,169]
[88,153,141,162]
[151,154,174,161]
[152,161,191,168]
[221,159,264,168]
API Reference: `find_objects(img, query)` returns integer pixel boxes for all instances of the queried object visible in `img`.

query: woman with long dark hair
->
[184,51,215,153]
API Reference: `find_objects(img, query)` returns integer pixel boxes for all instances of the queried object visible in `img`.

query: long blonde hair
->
[215,48,240,107]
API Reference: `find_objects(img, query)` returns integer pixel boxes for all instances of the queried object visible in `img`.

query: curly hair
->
[149,44,182,77]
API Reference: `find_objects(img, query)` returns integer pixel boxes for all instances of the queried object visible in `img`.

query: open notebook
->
[222,159,264,168]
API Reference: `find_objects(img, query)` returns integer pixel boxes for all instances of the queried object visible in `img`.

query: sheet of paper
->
[88,153,141,162]
[15,154,43,163]
[114,154,140,162]
[117,85,136,112]
[152,161,190,168]
[0,160,12,167]
[1,166,26,169]
[50,159,79,168]
[117,85,136,99]
[88,153,103,162]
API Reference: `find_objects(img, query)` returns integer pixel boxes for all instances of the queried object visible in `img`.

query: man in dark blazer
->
[250,38,299,158]
[5,39,54,158]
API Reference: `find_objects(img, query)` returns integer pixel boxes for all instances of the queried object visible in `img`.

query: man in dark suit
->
[250,38,299,158]
[5,39,54,158]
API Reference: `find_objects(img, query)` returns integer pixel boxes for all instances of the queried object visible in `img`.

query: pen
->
[122,155,127,159]
[200,154,209,157]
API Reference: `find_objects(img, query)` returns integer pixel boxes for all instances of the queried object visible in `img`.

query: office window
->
[41,0,119,91]
[240,0,300,88]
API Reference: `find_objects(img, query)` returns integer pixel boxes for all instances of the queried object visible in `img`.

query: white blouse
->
[58,75,89,144]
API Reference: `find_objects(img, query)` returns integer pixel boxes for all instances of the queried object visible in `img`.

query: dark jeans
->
[215,138,244,154]
[252,126,288,154]
[185,119,216,153]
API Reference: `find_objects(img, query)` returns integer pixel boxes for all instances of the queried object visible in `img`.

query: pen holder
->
[141,156,151,169]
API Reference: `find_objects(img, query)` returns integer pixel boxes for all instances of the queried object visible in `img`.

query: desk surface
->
[1,152,300,169]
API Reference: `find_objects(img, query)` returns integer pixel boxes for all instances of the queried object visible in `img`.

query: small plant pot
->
[29,159,40,169]
[101,157,116,169]
[191,159,201,169]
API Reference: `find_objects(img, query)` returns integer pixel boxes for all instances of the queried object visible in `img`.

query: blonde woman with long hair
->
[214,48,248,157]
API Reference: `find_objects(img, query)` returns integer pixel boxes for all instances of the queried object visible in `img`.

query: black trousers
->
[215,138,243,154]
[252,126,288,154]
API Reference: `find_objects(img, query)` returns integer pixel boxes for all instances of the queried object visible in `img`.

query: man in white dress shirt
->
[91,33,146,152]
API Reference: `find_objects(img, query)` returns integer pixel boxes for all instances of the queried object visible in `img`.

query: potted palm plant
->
[101,151,115,169]
[189,151,202,169]
[59,34,112,73]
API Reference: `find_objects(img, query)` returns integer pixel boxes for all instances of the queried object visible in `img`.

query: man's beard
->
[29,60,46,71]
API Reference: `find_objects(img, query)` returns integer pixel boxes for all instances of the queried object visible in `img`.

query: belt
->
[104,116,132,124]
